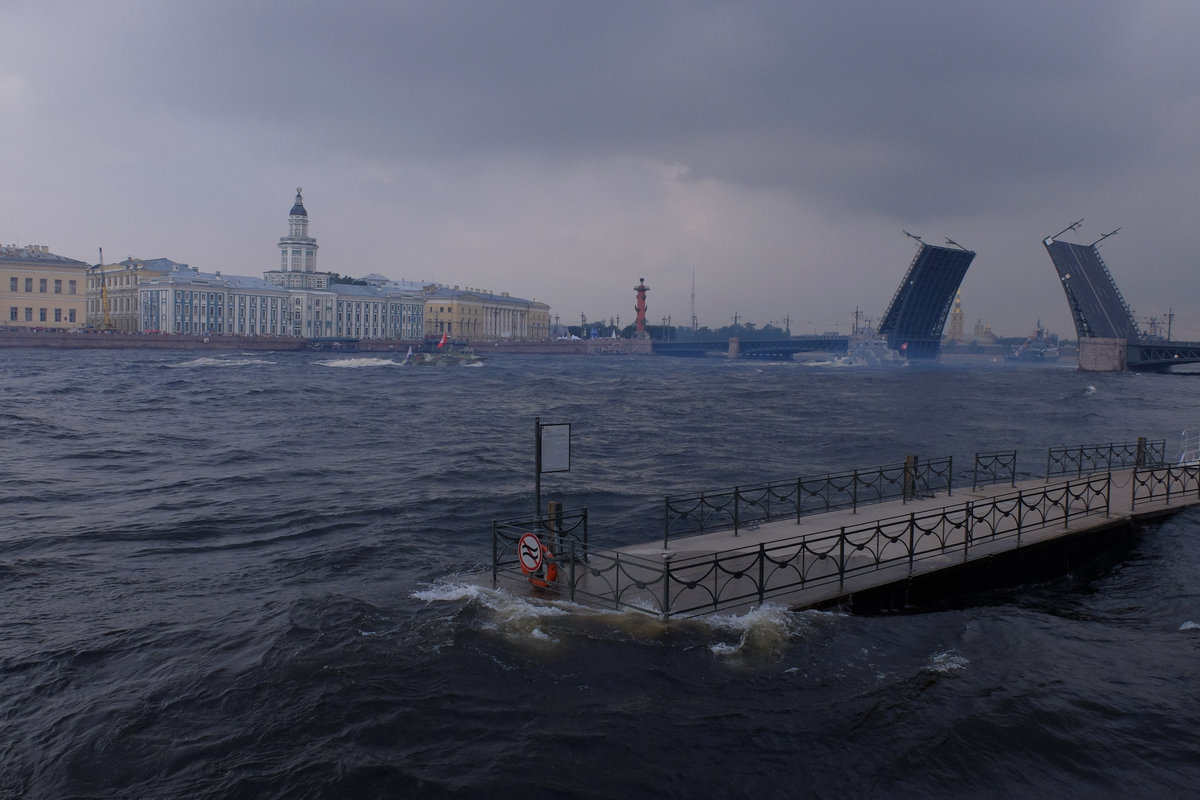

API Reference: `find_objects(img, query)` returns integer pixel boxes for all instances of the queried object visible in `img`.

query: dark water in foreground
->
[2,349,1198,799]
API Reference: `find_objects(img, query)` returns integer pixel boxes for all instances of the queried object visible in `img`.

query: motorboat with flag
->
[407,333,483,366]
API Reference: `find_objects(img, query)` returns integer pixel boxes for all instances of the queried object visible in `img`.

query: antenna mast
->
[690,269,697,332]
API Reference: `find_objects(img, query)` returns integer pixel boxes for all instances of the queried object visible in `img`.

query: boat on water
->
[1008,322,1060,362]
[402,335,483,366]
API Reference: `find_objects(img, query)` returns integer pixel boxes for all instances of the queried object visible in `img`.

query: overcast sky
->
[4,1,1199,337]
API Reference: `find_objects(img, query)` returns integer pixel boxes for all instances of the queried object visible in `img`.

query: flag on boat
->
[437,333,448,348]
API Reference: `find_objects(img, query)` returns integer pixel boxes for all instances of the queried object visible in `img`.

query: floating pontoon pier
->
[490,439,1200,618]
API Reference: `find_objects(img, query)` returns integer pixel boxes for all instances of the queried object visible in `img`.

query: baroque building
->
[134,188,549,341]
[263,188,329,290]
[0,243,88,329]
[88,257,187,331]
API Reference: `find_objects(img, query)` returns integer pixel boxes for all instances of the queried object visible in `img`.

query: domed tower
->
[278,187,319,277]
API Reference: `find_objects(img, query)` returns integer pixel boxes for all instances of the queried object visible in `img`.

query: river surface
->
[2,349,1198,799]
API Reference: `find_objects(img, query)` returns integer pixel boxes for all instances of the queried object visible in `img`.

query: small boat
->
[407,334,483,366]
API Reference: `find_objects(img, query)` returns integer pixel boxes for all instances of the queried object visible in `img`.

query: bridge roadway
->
[509,468,1198,617]
[1128,340,1200,372]
[653,335,849,358]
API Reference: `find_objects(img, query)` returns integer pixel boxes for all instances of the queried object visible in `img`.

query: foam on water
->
[923,649,970,674]
[315,357,404,368]
[169,355,274,368]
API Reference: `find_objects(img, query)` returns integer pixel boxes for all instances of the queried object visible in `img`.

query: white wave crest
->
[923,649,969,674]
[316,357,404,368]
[704,603,812,658]
[170,356,274,368]
[1179,620,1200,631]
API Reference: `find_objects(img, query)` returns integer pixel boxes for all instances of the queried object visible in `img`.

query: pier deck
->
[492,464,1200,618]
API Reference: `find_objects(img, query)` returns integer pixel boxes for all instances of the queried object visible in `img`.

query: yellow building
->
[0,244,88,329]
[424,285,550,341]
[88,257,186,331]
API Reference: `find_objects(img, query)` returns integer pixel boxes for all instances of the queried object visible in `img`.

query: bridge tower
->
[634,278,650,338]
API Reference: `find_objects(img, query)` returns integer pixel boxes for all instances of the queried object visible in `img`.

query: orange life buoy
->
[528,541,558,588]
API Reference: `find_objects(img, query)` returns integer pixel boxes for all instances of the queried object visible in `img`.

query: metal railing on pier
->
[496,473,1113,618]
[972,449,1017,490]
[1131,463,1200,508]
[492,508,589,586]
[1046,438,1164,479]
[662,456,953,546]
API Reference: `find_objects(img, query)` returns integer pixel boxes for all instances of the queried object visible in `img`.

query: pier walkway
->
[490,447,1200,618]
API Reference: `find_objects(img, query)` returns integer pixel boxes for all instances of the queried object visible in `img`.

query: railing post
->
[852,470,858,513]
[758,543,766,605]
[796,477,803,524]
[1016,490,1023,545]
[1010,452,1017,488]
[1136,436,1146,468]
[661,551,671,619]
[838,527,846,591]
[947,455,953,497]
[663,497,670,549]
[569,541,577,603]
[908,513,916,573]
[1045,449,1051,483]
[733,487,740,536]
[1064,482,1071,528]
[491,522,499,588]
[973,452,980,491]
[964,501,972,555]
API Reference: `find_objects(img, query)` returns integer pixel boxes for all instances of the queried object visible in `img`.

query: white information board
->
[540,423,571,473]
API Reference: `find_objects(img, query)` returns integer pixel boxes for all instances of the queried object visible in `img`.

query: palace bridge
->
[1044,221,1200,372]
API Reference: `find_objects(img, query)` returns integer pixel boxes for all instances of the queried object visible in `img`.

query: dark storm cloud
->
[98,0,1165,220]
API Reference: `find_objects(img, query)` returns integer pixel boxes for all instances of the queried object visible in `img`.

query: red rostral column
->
[634,278,650,338]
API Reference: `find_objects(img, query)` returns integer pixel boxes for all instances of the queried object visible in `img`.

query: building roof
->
[0,244,89,267]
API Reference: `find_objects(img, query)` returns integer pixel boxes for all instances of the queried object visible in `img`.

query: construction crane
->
[98,247,111,329]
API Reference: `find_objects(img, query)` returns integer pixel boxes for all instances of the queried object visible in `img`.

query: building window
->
[25,278,32,292]
[39,279,47,293]
[39,308,47,322]
[24,308,32,321]
[8,277,15,291]
[54,308,62,322]
[54,279,62,294]
[8,307,15,321]
[68,309,76,322]
[69,280,76,295]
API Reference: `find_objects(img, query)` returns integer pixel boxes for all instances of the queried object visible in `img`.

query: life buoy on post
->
[529,541,558,589]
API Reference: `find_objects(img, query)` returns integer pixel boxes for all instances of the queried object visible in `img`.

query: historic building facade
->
[424,285,551,340]
[134,189,547,341]
[262,188,330,290]
[0,244,88,329]
[88,257,187,331]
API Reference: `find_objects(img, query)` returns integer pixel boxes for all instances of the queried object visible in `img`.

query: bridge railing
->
[526,474,1112,618]
[1046,438,1165,479]
[1131,463,1200,509]
[973,450,1017,490]
[662,456,953,546]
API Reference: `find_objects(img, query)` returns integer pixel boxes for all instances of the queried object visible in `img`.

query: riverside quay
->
[489,438,1200,618]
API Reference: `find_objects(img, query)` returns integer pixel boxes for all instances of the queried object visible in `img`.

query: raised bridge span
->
[1043,223,1200,372]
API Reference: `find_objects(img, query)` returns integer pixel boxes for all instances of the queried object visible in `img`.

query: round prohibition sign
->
[517,533,544,574]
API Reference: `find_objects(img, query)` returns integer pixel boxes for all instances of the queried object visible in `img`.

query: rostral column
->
[634,278,650,338]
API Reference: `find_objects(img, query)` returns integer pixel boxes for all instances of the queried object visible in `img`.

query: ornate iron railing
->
[662,456,953,545]
[494,474,1114,618]
[1131,463,1200,508]
[492,508,589,586]
[1046,438,1164,478]
[973,450,1017,490]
